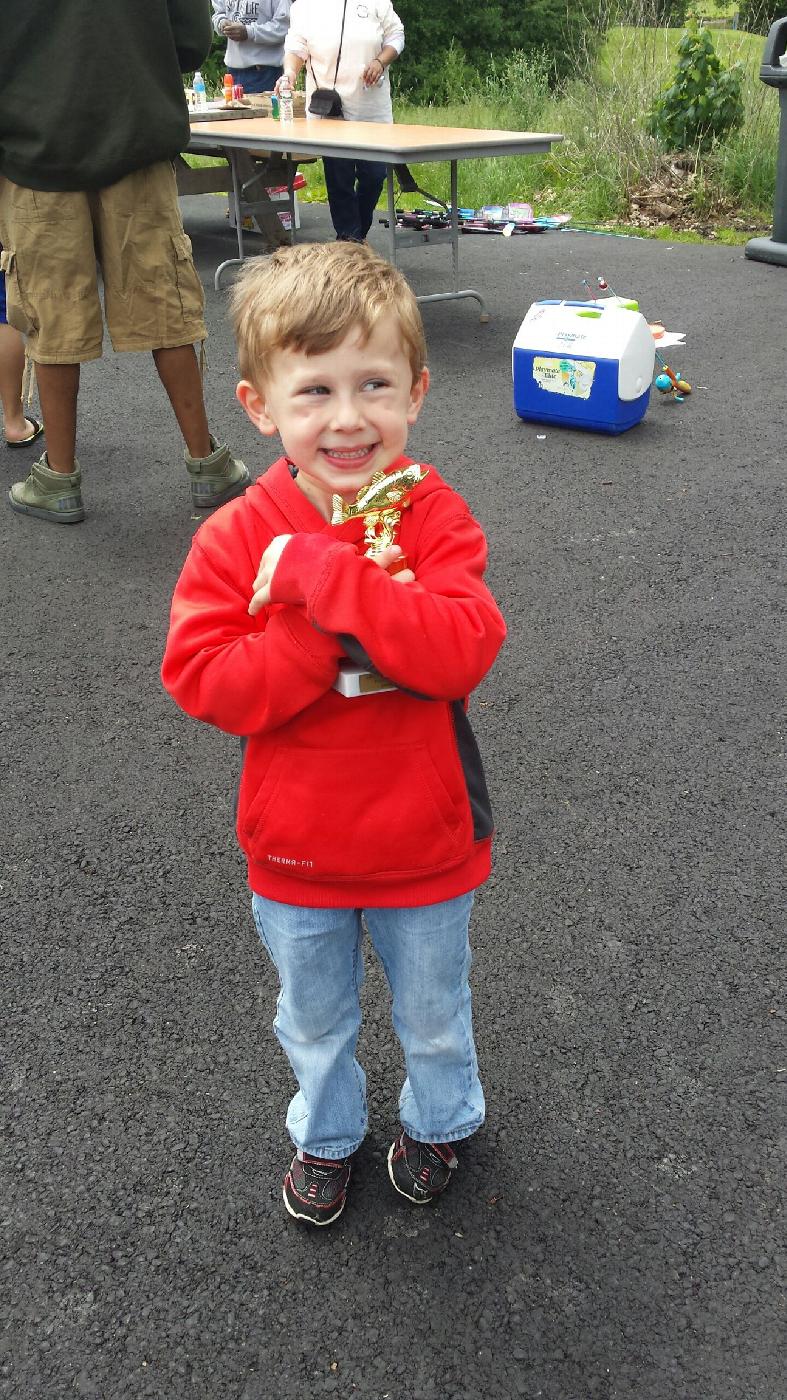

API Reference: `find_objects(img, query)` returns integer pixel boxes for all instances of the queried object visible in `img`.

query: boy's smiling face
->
[237,313,429,519]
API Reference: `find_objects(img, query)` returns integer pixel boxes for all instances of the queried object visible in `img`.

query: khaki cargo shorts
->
[0,161,207,363]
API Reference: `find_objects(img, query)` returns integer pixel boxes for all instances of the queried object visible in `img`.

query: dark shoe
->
[9,452,84,523]
[283,1151,351,1226]
[6,416,44,449]
[387,1131,458,1204]
[184,434,250,510]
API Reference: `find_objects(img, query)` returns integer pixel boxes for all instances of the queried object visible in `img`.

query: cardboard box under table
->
[513,299,656,434]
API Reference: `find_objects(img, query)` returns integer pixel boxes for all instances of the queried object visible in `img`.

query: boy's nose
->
[329,395,363,430]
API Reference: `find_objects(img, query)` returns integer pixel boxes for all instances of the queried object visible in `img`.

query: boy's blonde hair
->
[230,241,427,388]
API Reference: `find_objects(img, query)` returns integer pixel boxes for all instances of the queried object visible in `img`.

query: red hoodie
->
[161,455,506,907]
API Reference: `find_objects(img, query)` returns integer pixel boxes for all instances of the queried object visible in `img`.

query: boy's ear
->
[236,379,278,437]
[406,366,430,426]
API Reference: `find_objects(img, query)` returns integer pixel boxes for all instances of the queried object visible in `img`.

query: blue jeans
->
[226,64,282,95]
[251,892,484,1159]
[322,156,388,241]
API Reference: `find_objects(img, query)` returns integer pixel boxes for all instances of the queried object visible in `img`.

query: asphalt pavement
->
[2,197,784,1400]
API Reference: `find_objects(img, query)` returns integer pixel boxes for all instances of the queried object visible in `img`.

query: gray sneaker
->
[185,435,250,509]
[9,453,85,524]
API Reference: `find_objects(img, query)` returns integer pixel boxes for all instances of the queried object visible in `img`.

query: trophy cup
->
[331,463,429,571]
[331,463,428,696]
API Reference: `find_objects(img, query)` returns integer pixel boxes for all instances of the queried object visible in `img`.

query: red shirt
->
[161,455,506,906]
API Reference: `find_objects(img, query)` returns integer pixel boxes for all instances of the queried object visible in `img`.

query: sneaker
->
[9,453,85,524]
[387,1131,458,1204]
[283,1151,351,1226]
[184,435,250,510]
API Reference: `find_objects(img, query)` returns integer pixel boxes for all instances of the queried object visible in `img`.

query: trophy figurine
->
[331,463,429,574]
[331,463,428,696]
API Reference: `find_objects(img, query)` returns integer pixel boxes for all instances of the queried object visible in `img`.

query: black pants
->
[322,157,387,241]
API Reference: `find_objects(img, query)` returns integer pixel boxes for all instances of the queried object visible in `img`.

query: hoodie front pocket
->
[241,742,470,882]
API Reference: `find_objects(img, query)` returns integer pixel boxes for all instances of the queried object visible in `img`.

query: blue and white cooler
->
[512,299,656,434]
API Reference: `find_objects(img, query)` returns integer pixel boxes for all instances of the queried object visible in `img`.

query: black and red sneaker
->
[387,1131,458,1204]
[283,1151,351,1226]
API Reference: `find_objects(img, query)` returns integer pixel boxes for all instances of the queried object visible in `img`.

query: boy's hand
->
[248,535,293,615]
[369,545,415,584]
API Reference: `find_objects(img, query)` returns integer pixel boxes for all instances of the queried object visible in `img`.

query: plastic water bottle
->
[193,70,207,109]
[279,83,294,123]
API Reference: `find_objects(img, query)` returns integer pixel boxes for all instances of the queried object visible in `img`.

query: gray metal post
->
[773,88,787,244]
[746,17,787,266]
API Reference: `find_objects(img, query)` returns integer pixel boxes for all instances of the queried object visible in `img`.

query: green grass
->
[598,22,763,78]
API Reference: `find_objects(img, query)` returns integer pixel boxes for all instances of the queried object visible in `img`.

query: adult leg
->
[33,363,79,471]
[8,358,83,519]
[152,345,211,460]
[323,157,363,241]
[98,163,249,508]
[1,179,98,519]
[251,896,368,1159]
[365,893,485,1144]
[0,319,32,442]
[355,160,387,240]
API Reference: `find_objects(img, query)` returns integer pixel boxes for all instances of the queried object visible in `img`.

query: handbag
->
[308,0,348,118]
[308,88,344,117]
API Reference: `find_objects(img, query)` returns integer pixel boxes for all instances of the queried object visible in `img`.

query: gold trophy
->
[331,463,428,696]
[331,463,428,575]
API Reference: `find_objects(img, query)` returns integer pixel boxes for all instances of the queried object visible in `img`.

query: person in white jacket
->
[213,1,292,95]
[277,0,404,241]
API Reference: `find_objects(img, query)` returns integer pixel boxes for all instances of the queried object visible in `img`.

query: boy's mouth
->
[320,444,377,465]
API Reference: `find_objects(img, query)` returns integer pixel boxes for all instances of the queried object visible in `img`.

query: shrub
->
[647,22,745,150]
[393,0,607,98]
[737,1,780,36]
[646,0,690,23]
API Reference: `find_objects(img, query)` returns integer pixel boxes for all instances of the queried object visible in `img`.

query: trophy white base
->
[333,663,396,698]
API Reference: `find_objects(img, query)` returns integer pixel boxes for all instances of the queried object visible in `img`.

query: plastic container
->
[512,299,655,435]
[193,70,207,108]
[223,74,234,103]
[279,84,294,122]
[271,93,280,120]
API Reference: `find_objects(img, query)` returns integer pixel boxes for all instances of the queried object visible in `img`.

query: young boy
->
[161,242,506,1226]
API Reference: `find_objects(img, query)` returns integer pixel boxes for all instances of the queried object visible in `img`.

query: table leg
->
[451,158,459,287]
[214,151,246,290]
[214,149,290,289]
[412,160,489,322]
[386,166,397,266]
[285,154,296,245]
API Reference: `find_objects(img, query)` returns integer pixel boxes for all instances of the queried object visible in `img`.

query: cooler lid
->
[513,300,655,402]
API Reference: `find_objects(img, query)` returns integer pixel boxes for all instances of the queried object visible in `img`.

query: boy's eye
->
[362,378,388,391]
[299,385,330,396]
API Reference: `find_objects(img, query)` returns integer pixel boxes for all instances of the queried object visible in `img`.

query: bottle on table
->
[279,83,294,123]
[223,73,234,104]
[193,70,207,108]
